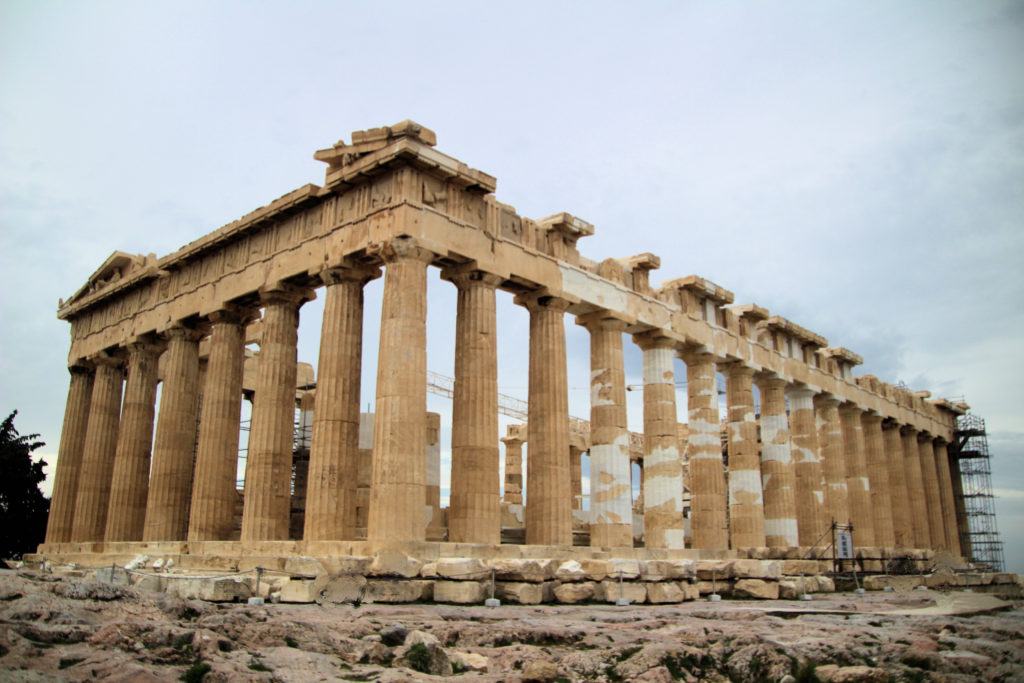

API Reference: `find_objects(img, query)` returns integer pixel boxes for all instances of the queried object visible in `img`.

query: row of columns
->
[46,240,964,555]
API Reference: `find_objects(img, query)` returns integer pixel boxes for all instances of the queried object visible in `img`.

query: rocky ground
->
[1,568,1022,682]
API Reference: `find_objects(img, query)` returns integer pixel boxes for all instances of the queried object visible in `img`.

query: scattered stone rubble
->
[2,567,1022,682]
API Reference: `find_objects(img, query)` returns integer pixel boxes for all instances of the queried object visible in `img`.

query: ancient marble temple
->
[40,121,968,567]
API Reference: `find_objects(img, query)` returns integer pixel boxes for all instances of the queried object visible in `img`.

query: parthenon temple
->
[35,121,981,597]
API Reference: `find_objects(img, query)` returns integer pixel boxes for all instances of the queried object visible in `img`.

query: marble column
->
[839,404,875,547]
[581,316,632,548]
[188,307,253,541]
[948,454,970,558]
[861,412,895,547]
[304,264,378,541]
[814,394,849,527]
[683,349,728,549]
[241,285,312,541]
[756,376,798,548]
[635,334,684,549]
[721,362,765,549]
[901,426,931,548]
[45,364,94,544]
[501,435,524,504]
[70,356,124,542]
[789,385,827,547]
[105,341,160,541]
[883,420,912,547]
[933,439,961,555]
[570,445,584,511]
[144,324,203,541]
[917,435,946,550]
[520,292,572,547]
[367,242,432,543]
[447,270,502,545]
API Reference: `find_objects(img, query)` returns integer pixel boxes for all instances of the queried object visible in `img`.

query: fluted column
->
[580,315,632,548]
[144,324,203,541]
[862,412,895,547]
[634,333,684,549]
[367,241,432,543]
[501,436,524,504]
[917,434,945,550]
[188,307,254,541]
[901,426,931,548]
[883,421,912,547]
[756,376,798,548]
[933,439,960,554]
[105,341,160,541]
[948,453,970,558]
[789,386,827,547]
[683,349,728,549]
[839,403,875,547]
[45,364,94,543]
[241,285,312,541]
[520,292,572,547]
[71,356,124,542]
[447,270,502,545]
[721,362,765,549]
[814,394,849,527]
[304,264,379,541]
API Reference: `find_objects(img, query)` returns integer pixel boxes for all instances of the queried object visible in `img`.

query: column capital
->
[631,329,677,351]
[125,336,164,359]
[717,360,756,379]
[900,424,919,437]
[207,303,260,327]
[68,359,95,375]
[786,384,819,400]
[500,435,524,447]
[838,401,865,417]
[677,344,719,365]
[812,392,843,408]
[370,236,435,265]
[258,282,316,307]
[163,321,208,343]
[319,262,382,287]
[933,436,950,446]
[514,290,571,314]
[88,349,126,369]
[575,311,629,333]
[881,417,902,431]
[861,411,884,426]
[917,430,934,442]
[442,265,504,290]
[754,373,789,391]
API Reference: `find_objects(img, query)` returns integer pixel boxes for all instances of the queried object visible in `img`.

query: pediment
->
[61,251,154,309]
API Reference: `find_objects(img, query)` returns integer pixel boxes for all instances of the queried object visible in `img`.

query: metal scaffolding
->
[950,413,1005,571]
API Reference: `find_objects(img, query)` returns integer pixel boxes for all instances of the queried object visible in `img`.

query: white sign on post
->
[837,531,854,559]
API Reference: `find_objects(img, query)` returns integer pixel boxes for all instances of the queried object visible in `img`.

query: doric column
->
[579,315,632,548]
[105,341,160,541]
[933,439,961,554]
[188,307,254,541]
[683,349,728,549]
[789,385,827,547]
[501,435,524,504]
[143,324,203,541]
[861,412,895,547]
[814,394,849,527]
[570,445,584,510]
[241,285,313,541]
[519,291,572,547]
[70,355,124,542]
[367,240,432,543]
[634,333,684,549]
[756,376,798,548]
[948,453,970,557]
[720,362,765,549]
[917,434,946,550]
[304,264,379,541]
[446,269,502,545]
[883,420,912,547]
[876,421,909,548]
[839,403,875,547]
[45,363,94,543]
[901,426,931,548]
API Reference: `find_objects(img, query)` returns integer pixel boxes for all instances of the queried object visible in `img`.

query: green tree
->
[0,411,49,560]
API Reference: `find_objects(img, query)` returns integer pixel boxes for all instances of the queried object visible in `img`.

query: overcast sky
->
[2,1,1021,571]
